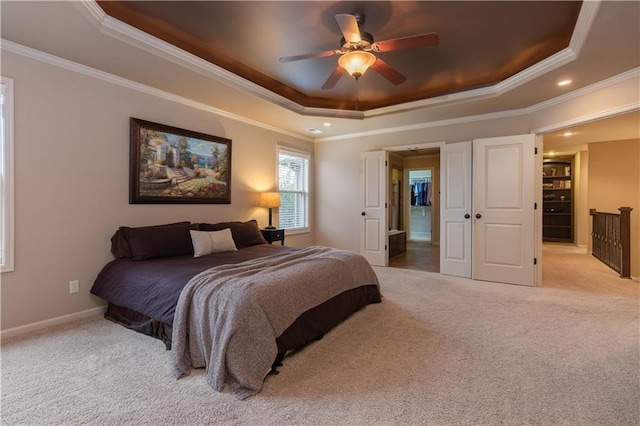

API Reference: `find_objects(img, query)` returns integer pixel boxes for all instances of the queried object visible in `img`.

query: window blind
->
[278,148,309,231]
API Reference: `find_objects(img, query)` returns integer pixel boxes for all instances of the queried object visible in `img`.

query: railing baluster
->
[590,207,633,278]
[619,207,632,279]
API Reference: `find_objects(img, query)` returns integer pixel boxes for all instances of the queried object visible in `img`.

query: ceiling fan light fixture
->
[338,51,376,79]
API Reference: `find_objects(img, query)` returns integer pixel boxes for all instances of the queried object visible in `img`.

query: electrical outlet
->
[69,280,80,294]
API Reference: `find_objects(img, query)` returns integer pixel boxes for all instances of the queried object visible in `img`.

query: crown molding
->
[78,0,598,120]
[386,141,446,151]
[531,101,640,135]
[5,0,631,145]
[365,1,600,119]
[5,33,635,147]
[317,66,639,143]
[361,44,577,120]
[526,67,640,113]
[75,0,107,23]
[315,108,528,143]
[80,2,318,117]
[75,0,106,24]
[569,0,601,53]
[1,39,313,142]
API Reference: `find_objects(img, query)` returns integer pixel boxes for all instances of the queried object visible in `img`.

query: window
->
[278,147,309,232]
[1,77,15,272]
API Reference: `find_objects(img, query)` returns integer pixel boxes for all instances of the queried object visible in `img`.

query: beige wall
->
[1,52,313,331]
[3,45,639,333]
[588,139,640,277]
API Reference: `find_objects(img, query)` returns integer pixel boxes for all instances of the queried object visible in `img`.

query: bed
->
[90,220,381,399]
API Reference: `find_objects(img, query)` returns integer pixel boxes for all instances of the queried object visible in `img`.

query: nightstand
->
[261,228,285,245]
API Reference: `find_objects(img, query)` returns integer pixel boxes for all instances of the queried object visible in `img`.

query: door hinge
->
[534,257,537,265]
[385,160,388,167]
[385,202,388,208]
[535,147,538,155]
[534,202,537,210]
[385,244,387,251]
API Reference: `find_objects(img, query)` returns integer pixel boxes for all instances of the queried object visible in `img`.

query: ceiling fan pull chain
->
[355,79,360,111]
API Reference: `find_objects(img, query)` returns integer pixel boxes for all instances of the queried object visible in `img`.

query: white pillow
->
[190,228,237,257]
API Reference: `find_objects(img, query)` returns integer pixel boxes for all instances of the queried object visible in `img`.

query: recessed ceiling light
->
[305,128,323,134]
[323,122,332,127]
[562,131,575,137]
[557,80,572,86]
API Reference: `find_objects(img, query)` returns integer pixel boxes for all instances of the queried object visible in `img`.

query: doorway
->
[539,112,640,288]
[387,148,441,273]
[388,239,439,272]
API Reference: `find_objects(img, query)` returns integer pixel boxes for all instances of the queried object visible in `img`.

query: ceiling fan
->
[279,13,440,90]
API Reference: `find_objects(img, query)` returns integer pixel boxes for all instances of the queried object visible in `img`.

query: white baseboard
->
[1,307,104,340]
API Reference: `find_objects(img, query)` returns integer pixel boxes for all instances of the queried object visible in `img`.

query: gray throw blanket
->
[171,245,379,399]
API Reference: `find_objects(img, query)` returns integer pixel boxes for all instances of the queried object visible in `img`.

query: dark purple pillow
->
[199,219,267,249]
[119,222,197,261]
[110,230,132,258]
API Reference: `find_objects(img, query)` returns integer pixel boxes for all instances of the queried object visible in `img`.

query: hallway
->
[541,243,639,299]
[389,241,639,299]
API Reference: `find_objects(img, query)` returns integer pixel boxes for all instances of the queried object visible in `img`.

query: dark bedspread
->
[90,244,298,325]
[172,246,381,399]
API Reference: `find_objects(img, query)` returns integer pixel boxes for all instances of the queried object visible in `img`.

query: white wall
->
[0,51,313,331]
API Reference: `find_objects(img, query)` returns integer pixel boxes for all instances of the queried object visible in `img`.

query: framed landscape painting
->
[129,118,231,204]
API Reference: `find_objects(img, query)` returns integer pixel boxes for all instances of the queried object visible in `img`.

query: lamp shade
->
[338,51,376,79]
[259,192,281,208]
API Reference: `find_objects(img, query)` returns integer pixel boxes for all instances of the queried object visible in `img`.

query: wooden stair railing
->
[589,207,633,278]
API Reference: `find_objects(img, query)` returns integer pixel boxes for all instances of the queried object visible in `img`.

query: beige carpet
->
[2,267,639,425]
[541,243,640,299]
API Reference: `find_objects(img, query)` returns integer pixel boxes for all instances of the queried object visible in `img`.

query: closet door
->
[440,141,472,278]
[360,151,388,266]
[472,134,536,286]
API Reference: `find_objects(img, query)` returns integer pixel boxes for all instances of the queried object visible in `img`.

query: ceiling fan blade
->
[335,14,361,43]
[370,58,407,85]
[372,32,440,53]
[279,50,340,63]
[321,65,347,90]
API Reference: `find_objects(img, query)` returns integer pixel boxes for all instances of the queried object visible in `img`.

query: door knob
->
[475,213,482,219]
[464,214,470,219]
[361,212,366,216]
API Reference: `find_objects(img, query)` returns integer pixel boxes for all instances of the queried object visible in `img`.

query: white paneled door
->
[440,141,473,278]
[472,134,536,286]
[360,151,388,266]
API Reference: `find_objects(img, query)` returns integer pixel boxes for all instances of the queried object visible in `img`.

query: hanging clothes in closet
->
[410,178,432,206]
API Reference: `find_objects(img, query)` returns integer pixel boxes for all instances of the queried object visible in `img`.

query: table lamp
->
[259,192,280,229]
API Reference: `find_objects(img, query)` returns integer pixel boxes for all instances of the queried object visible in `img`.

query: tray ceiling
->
[97,1,582,111]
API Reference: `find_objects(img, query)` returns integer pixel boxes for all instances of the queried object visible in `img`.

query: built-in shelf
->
[543,158,574,243]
